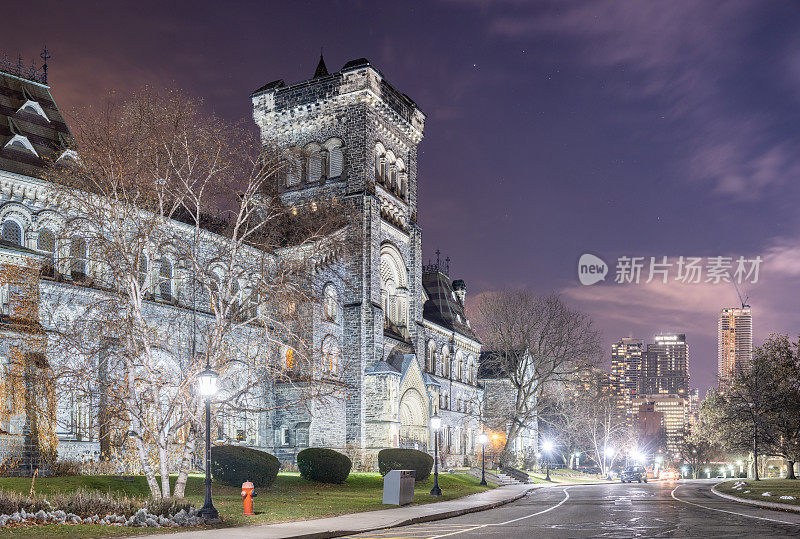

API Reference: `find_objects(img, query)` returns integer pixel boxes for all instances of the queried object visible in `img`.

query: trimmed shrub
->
[210,445,280,488]
[296,448,352,484]
[378,448,433,482]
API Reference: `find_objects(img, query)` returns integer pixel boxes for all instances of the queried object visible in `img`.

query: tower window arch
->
[305,143,323,182]
[442,344,450,378]
[455,350,464,382]
[380,243,408,333]
[325,138,344,177]
[323,284,339,323]
[2,220,22,246]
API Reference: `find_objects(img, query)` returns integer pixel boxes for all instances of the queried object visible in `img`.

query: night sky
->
[5,1,800,394]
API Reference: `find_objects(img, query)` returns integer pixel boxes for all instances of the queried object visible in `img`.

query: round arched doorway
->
[398,388,429,450]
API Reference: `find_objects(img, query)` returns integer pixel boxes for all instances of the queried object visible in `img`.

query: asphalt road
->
[345,479,800,538]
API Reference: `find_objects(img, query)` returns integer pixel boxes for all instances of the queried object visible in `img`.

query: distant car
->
[621,466,648,483]
[659,469,680,481]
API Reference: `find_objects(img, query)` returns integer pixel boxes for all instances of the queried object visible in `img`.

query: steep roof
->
[313,54,329,78]
[421,269,479,341]
[0,70,71,178]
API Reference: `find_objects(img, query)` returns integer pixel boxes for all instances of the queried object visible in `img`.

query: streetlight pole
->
[197,363,219,521]
[542,440,553,482]
[478,433,488,486]
[430,414,442,496]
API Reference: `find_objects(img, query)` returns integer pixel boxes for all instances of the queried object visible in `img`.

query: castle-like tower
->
[252,57,483,463]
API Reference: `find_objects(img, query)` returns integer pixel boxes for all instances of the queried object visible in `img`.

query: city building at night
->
[639,334,690,397]
[633,393,688,455]
[717,306,752,382]
[610,338,643,420]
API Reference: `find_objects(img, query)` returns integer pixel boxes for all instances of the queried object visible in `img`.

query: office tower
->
[640,334,689,396]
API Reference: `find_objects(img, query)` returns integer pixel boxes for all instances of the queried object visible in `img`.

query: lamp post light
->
[478,433,488,486]
[705,468,711,479]
[681,466,688,478]
[542,440,554,481]
[604,446,615,478]
[430,414,442,496]
[197,363,219,521]
[737,460,744,475]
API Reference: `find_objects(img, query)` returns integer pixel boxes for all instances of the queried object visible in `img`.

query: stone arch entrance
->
[399,387,428,450]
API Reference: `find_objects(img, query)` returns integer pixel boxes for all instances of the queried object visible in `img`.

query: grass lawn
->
[716,478,800,507]
[0,472,492,538]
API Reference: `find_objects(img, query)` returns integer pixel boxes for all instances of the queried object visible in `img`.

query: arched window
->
[323,284,339,323]
[2,220,22,246]
[322,335,339,373]
[159,259,173,301]
[70,236,87,282]
[426,340,436,373]
[468,355,476,384]
[37,228,55,278]
[374,143,386,182]
[325,138,344,177]
[442,345,450,378]
[396,159,406,199]
[455,351,464,382]
[305,143,323,182]
[286,151,301,187]
[285,347,295,370]
[380,244,408,332]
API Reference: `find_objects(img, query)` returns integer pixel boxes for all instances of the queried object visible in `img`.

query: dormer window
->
[4,135,38,157]
[4,118,38,157]
[57,149,79,162]
[17,100,49,122]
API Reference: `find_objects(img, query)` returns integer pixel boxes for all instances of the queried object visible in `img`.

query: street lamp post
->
[604,446,615,479]
[478,433,488,486]
[430,414,442,496]
[197,363,219,521]
[542,440,554,481]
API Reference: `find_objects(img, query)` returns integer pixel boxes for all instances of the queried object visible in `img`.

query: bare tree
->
[41,90,351,499]
[474,291,601,453]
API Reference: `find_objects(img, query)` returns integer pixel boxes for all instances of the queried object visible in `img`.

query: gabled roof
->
[421,269,479,341]
[0,70,71,178]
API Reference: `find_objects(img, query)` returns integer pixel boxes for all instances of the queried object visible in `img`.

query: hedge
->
[297,448,352,484]
[378,448,433,482]
[210,445,280,488]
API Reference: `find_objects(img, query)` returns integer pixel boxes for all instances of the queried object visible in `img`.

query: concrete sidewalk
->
[156,483,536,539]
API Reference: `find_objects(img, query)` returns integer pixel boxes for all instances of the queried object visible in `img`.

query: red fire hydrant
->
[241,481,257,516]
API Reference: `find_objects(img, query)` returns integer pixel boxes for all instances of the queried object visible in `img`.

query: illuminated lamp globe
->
[430,414,442,431]
[198,365,219,397]
[478,433,488,445]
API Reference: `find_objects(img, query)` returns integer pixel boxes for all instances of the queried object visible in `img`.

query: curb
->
[280,485,539,539]
[711,484,800,514]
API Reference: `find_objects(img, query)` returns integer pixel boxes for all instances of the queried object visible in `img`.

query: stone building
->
[253,57,483,466]
[0,56,484,469]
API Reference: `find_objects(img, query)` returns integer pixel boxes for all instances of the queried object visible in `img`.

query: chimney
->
[452,279,466,305]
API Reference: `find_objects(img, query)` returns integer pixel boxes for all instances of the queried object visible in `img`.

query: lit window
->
[285,348,295,369]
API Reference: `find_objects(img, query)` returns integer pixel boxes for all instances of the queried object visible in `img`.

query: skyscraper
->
[639,334,689,396]
[611,338,643,418]
[718,307,753,381]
